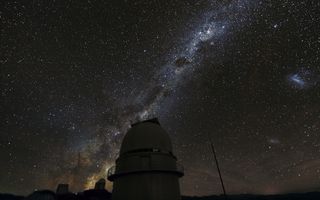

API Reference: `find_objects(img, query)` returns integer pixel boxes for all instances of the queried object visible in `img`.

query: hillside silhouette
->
[1,191,320,200]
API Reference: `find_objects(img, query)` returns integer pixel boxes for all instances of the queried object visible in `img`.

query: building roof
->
[120,119,173,154]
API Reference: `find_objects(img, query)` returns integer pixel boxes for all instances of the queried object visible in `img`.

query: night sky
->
[1,0,320,197]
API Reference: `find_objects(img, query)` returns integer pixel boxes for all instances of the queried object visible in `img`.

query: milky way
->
[134,0,258,121]
[88,0,260,182]
[81,0,255,187]
[1,0,320,197]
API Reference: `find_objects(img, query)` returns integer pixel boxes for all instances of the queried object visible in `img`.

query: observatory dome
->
[120,119,173,155]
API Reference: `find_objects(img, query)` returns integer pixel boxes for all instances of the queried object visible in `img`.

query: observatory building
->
[107,118,184,200]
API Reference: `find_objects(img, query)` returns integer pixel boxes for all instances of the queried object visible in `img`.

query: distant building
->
[108,118,184,200]
[81,178,111,200]
[26,190,56,200]
[56,184,69,195]
[94,179,106,190]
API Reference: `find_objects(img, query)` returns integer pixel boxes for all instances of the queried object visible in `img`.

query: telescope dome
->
[120,118,173,155]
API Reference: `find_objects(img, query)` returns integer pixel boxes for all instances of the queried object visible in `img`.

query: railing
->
[107,162,184,180]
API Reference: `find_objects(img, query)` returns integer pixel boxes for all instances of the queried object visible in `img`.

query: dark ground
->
[1,191,320,200]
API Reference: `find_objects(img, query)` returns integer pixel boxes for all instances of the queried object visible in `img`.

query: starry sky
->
[1,0,320,197]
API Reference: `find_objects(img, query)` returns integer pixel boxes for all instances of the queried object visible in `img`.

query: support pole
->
[207,133,227,199]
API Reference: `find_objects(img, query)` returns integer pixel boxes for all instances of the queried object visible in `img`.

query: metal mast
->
[207,132,227,199]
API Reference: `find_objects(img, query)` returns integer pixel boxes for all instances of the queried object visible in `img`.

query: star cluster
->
[1,0,320,197]
[288,68,319,89]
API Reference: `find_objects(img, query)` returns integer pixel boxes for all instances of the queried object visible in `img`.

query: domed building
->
[108,118,184,200]
[94,178,106,190]
[26,190,56,200]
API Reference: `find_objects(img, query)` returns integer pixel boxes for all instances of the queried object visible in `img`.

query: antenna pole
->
[207,133,227,199]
